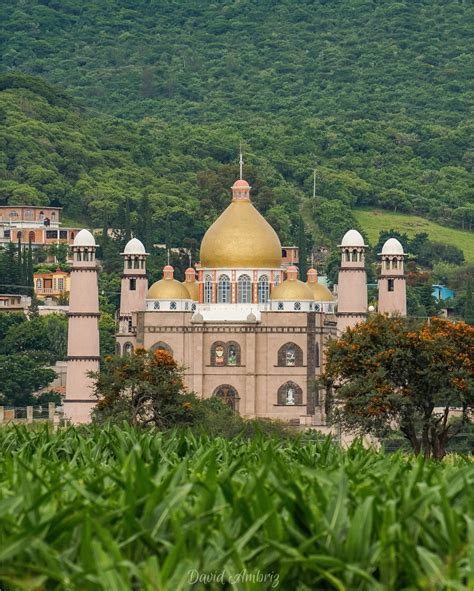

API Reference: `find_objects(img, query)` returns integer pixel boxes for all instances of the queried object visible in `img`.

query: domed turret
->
[306,268,334,303]
[271,266,313,304]
[381,238,404,255]
[182,267,198,301]
[339,229,365,247]
[122,237,146,255]
[200,178,282,269]
[73,229,96,247]
[147,266,190,301]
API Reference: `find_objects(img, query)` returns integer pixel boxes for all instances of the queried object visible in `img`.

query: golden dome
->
[147,265,190,300]
[271,278,313,301]
[200,179,282,269]
[307,282,334,302]
[183,281,198,301]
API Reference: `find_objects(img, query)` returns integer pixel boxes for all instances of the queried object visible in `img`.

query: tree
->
[91,348,201,428]
[0,354,56,406]
[323,315,474,459]
[1,314,67,362]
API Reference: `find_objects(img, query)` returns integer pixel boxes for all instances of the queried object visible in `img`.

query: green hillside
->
[1,0,473,235]
[354,209,474,263]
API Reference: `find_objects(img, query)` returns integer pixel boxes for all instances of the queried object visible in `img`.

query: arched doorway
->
[213,385,239,412]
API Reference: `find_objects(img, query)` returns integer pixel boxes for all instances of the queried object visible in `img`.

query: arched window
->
[213,385,239,412]
[237,274,251,303]
[150,342,173,356]
[277,382,303,405]
[51,211,56,220]
[134,257,140,269]
[278,343,303,367]
[76,251,82,262]
[39,211,44,221]
[115,342,121,356]
[258,275,269,303]
[36,278,42,289]
[83,250,89,262]
[17,231,22,240]
[217,274,230,303]
[204,274,213,304]
[226,342,241,366]
[352,249,358,262]
[123,342,134,355]
[345,249,350,262]
[385,259,390,270]
[211,341,226,366]
[28,231,35,242]
[392,258,398,269]
[274,273,280,287]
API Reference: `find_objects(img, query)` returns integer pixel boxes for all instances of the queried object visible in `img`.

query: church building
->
[65,175,407,424]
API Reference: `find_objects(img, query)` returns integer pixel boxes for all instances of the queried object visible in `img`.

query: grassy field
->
[354,209,474,262]
[0,425,473,590]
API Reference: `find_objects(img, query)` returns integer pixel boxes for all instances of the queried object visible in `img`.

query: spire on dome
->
[239,141,243,180]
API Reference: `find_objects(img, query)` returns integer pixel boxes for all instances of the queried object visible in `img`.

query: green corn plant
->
[0,424,472,590]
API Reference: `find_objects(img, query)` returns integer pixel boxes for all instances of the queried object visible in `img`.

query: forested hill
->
[2,1,471,124]
[0,0,473,237]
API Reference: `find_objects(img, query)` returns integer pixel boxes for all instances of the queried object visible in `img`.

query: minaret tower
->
[64,229,100,423]
[378,238,407,316]
[336,229,368,334]
[118,238,148,341]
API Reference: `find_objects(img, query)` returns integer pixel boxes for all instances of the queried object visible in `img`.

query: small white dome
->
[381,238,404,255]
[123,238,146,255]
[73,229,96,247]
[340,229,365,247]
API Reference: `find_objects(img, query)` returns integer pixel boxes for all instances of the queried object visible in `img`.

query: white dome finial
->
[381,238,404,255]
[122,237,147,255]
[73,229,96,247]
[339,229,365,247]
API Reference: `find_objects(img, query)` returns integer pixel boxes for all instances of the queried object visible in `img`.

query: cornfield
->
[0,425,473,590]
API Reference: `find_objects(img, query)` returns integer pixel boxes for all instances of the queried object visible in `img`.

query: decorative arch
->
[123,342,134,355]
[217,274,231,303]
[150,341,173,356]
[237,274,251,303]
[115,342,121,356]
[277,342,303,367]
[226,341,241,367]
[210,341,226,366]
[344,249,350,262]
[258,275,269,303]
[204,274,213,304]
[277,381,303,406]
[213,384,239,411]
[351,249,358,262]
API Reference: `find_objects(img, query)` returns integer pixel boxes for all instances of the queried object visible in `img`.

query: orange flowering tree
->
[323,315,474,459]
[90,348,200,428]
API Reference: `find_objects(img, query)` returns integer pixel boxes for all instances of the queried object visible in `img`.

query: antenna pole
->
[239,142,243,180]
